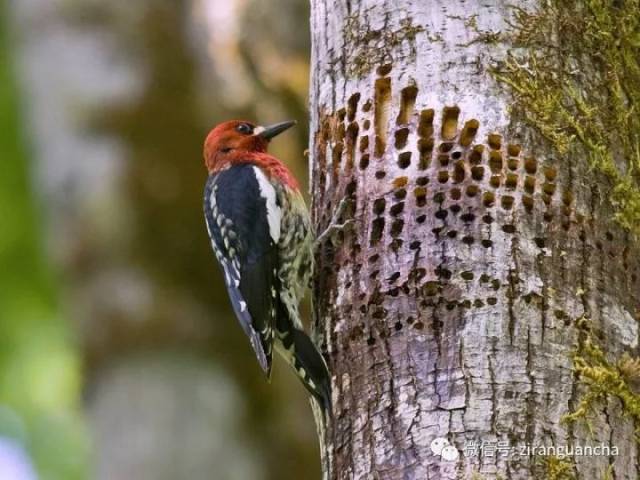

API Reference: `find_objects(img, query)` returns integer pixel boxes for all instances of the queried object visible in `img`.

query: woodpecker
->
[202,119,331,411]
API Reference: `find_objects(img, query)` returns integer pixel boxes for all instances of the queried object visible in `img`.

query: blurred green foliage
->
[0,6,87,479]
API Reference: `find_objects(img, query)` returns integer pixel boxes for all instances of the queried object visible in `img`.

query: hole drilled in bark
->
[360,153,370,170]
[375,170,386,179]
[466,185,479,197]
[435,266,452,280]
[488,133,502,150]
[438,171,450,183]
[390,238,403,251]
[462,235,475,245]
[524,157,538,174]
[393,176,408,188]
[523,196,534,211]
[544,166,557,181]
[391,219,404,237]
[347,92,360,121]
[543,183,556,195]
[453,161,466,183]
[534,237,546,248]
[414,187,428,206]
[563,190,574,206]
[374,77,392,157]
[469,145,484,164]
[332,142,344,175]
[508,158,519,171]
[417,176,429,186]
[418,109,434,137]
[345,122,359,169]
[471,165,485,181]
[439,142,454,153]
[359,135,369,153]
[501,196,514,210]
[507,144,521,156]
[450,188,462,200]
[395,128,409,149]
[394,188,407,200]
[483,192,495,207]
[489,151,503,173]
[346,180,357,197]
[416,214,426,223]
[433,192,446,203]
[398,152,412,168]
[373,198,386,215]
[370,218,385,245]
[490,175,501,188]
[377,64,392,76]
[524,176,536,194]
[459,119,480,147]
[502,224,516,233]
[418,138,434,169]
[435,209,448,220]
[397,84,418,125]
[442,106,460,140]
[505,173,518,189]
[482,239,493,248]
[390,202,405,216]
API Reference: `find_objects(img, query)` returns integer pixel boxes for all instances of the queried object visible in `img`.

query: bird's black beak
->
[258,120,296,140]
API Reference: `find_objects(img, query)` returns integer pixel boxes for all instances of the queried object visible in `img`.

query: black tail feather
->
[289,328,332,413]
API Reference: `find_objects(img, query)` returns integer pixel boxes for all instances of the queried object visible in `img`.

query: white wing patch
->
[252,166,282,243]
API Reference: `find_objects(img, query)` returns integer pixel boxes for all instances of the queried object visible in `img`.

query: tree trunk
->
[309,1,640,479]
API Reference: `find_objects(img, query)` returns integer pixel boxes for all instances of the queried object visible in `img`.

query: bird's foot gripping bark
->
[315,197,356,249]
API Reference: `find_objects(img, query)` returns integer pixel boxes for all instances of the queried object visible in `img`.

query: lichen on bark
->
[343,10,425,78]
[492,0,640,234]
[564,317,640,441]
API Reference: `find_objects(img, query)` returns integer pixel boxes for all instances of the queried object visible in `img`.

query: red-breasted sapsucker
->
[202,120,331,411]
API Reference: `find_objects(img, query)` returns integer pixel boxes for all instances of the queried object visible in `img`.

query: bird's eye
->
[236,123,253,134]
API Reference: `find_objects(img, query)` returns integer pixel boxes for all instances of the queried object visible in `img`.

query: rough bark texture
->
[309,1,640,479]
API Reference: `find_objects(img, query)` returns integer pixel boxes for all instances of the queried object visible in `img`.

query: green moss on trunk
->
[493,0,640,233]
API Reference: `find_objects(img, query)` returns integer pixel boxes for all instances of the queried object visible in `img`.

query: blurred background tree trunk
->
[310,1,640,479]
[7,0,320,478]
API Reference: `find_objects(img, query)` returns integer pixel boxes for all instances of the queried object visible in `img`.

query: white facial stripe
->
[252,166,281,243]
[253,126,265,135]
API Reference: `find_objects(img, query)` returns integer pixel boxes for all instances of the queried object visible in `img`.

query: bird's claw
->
[315,198,356,248]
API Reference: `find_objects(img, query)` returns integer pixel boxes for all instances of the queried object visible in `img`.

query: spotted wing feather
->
[204,164,279,376]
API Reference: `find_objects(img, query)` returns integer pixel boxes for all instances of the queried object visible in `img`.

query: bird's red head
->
[203,120,296,173]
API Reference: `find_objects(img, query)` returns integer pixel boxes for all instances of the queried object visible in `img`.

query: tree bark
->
[309,1,640,479]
